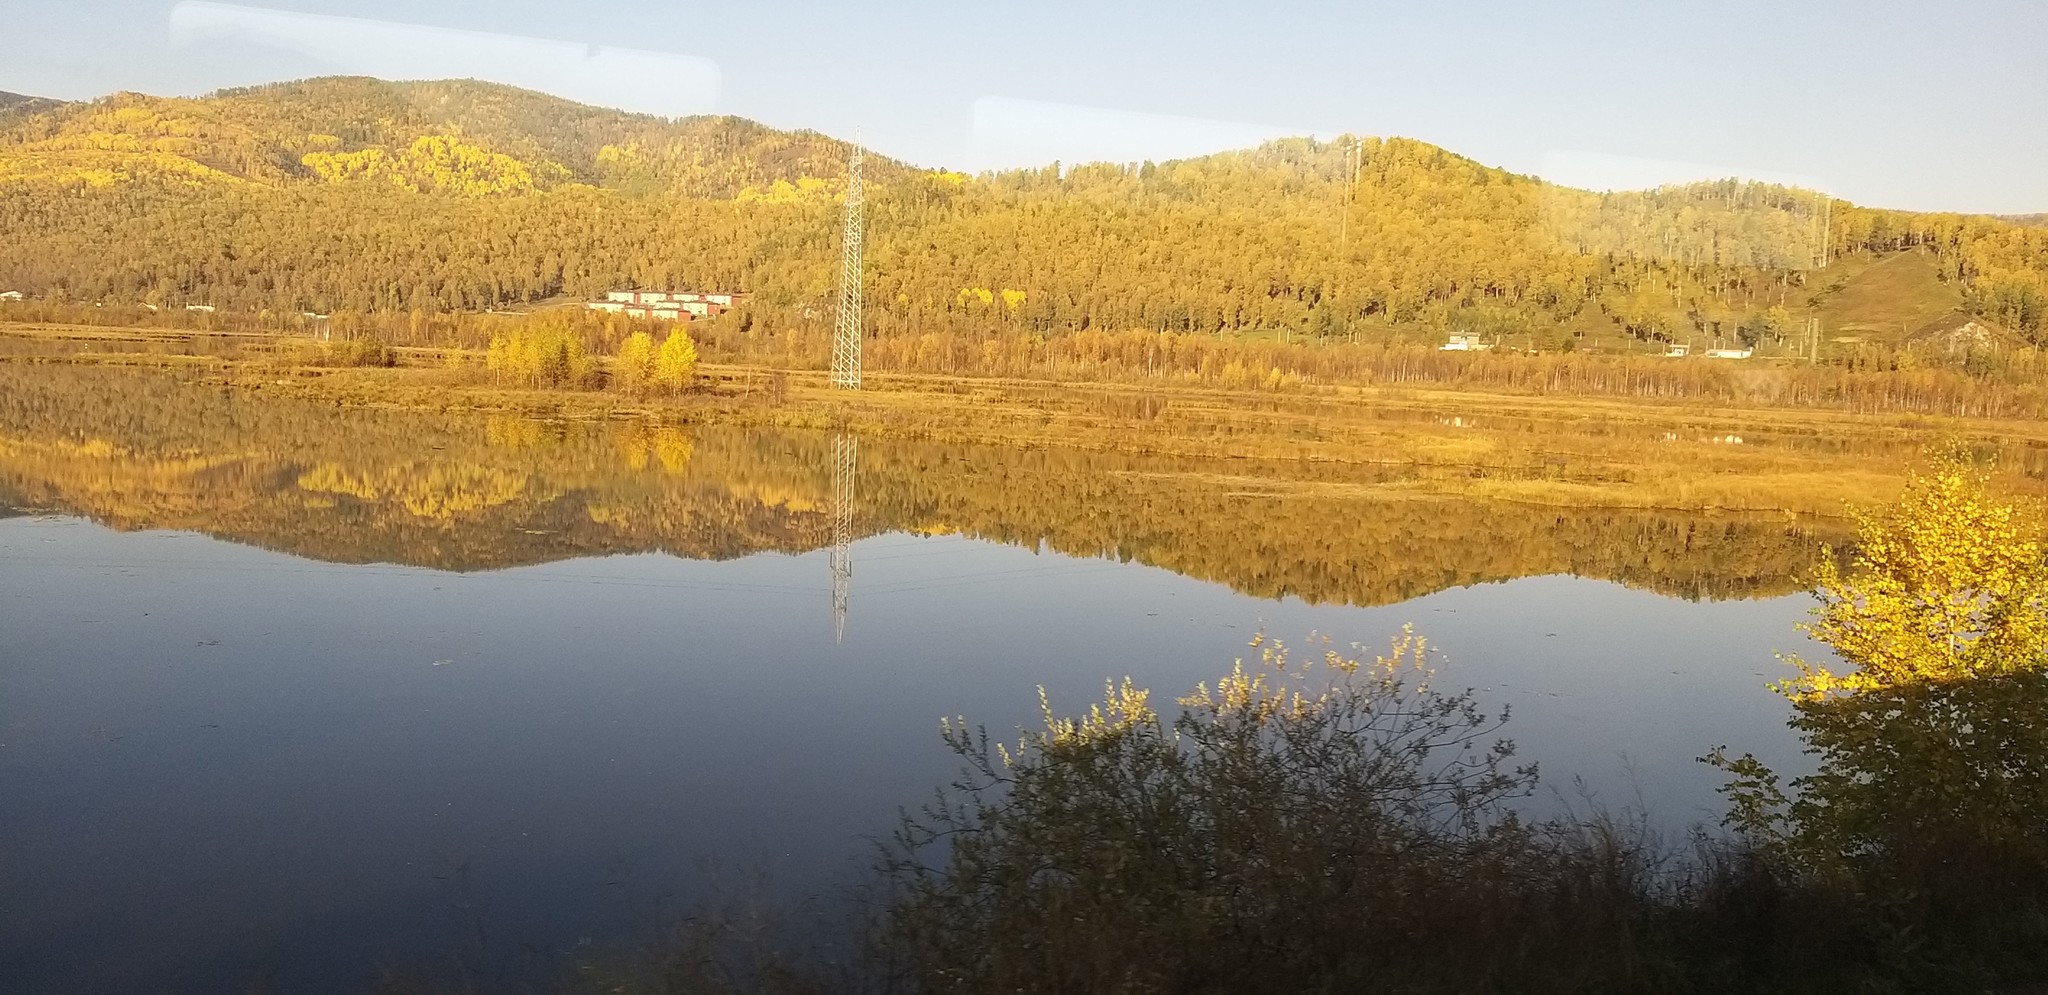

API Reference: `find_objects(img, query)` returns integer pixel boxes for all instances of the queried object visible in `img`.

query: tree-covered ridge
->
[0,76,2042,346]
[0,77,896,196]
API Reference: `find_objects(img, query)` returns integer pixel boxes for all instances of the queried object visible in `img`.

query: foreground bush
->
[877,631,1719,995]
[1711,447,2048,992]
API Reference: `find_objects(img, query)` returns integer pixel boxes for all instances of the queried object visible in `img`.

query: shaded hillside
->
[0,90,67,129]
[0,77,2041,350]
[0,363,1851,605]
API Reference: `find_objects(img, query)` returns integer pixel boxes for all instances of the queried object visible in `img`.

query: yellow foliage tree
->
[613,330,655,393]
[484,323,592,388]
[301,134,544,196]
[1778,446,2048,700]
[653,329,698,392]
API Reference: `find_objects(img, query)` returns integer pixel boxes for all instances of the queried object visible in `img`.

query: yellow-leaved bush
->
[1779,445,2048,701]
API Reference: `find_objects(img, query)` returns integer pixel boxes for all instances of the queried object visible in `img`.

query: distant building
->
[1440,333,1491,352]
[1664,343,1691,358]
[1704,348,1752,360]
[185,304,216,313]
[587,289,745,321]
[0,290,22,301]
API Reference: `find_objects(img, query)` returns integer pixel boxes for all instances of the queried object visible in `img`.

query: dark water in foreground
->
[3,517,1817,994]
[0,366,1837,993]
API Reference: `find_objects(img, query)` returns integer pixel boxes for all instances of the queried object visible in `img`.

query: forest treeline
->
[1,77,2044,355]
[16,298,2048,420]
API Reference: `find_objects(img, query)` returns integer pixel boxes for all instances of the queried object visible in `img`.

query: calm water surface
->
[3,519,1818,993]
[0,368,1831,993]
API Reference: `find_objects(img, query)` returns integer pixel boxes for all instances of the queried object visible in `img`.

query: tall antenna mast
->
[832,141,865,390]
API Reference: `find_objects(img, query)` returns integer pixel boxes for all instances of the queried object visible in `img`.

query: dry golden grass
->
[8,322,2045,518]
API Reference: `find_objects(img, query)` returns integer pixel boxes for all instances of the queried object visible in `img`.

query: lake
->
[2,367,1834,993]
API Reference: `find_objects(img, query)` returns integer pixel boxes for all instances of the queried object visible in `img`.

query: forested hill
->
[0,75,2042,346]
[0,77,894,194]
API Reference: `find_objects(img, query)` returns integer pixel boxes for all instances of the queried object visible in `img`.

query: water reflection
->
[0,364,1848,606]
[0,515,1819,995]
[831,432,856,641]
[7,365,2044,992]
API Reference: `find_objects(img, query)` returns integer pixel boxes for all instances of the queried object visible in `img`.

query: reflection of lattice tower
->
[831,142,865,391]
[830,433,858,642]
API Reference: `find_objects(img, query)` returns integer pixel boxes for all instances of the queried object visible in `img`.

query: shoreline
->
[7,323,2046,517]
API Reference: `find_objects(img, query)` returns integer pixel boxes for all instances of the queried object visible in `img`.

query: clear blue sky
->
[6,0,2045,213]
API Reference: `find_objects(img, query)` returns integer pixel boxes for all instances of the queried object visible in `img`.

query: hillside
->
[0,77,898,194]
[1804,249,1969,347]
[0,90,67,129]
[0,76,2042,353]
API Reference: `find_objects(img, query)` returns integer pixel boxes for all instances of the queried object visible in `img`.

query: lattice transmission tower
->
[831,142,865,390]
[829,432,858,642]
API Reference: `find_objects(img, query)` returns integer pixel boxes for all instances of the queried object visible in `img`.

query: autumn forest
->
[1,76,2044,356]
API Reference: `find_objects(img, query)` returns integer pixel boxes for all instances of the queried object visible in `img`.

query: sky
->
[4,0,2045,213]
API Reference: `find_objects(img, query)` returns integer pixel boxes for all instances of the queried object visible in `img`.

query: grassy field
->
[1806,248,1968,345]
[5,320,2045,519]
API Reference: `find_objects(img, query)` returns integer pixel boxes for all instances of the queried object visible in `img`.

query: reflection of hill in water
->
[0,365,1843,605]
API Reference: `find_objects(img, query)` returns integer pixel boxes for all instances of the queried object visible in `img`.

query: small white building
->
[599,289,742,315]
[1664,344,1691,358]
[1440,333,1491,352]
[0,290,23,301]
[1704,348,1752,360]
[185,304,216,313]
